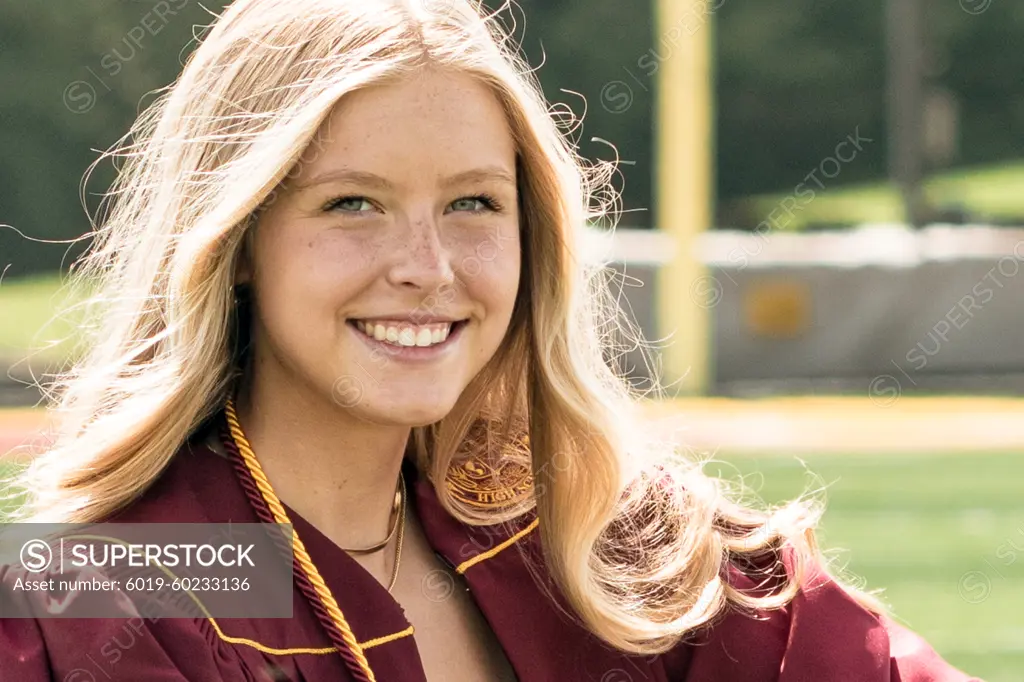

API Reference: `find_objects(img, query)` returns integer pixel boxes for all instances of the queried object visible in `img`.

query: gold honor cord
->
[224,397,378,682]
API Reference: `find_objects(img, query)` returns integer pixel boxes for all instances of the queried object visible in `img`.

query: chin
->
[363,399,458,427]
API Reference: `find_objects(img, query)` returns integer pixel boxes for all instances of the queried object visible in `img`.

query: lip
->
[346,319,468,363]
[350,314,465,324]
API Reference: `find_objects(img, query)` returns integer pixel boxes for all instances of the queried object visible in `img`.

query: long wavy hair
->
[7,0,856,655]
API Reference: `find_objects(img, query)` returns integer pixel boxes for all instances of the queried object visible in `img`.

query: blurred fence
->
[600,224,1024,395]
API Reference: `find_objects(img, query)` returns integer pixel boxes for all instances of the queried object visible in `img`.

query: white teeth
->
[354,320,457,348]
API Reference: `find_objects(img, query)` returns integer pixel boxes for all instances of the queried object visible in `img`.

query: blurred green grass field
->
[716,450,1022,682]
[0,459,27,520]
[1,438,1018,681]
[0,272,83,364]
[746,160,1024,230]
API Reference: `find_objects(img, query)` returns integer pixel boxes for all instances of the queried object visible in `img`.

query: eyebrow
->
[294,165,517,193]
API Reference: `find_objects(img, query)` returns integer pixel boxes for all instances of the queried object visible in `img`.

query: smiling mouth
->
[348,319,469,348]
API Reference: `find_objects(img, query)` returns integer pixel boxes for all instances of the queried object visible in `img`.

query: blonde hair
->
[10,0,854,655]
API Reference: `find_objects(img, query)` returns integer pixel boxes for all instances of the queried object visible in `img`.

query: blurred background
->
[1,1,1021,678]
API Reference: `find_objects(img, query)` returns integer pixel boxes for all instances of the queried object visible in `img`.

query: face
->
[241,69,521,426]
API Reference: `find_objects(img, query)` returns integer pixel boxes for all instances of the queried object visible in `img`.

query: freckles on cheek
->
[302,230,382,282]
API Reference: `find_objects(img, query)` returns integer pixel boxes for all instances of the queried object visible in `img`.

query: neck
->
[233,372,411,551]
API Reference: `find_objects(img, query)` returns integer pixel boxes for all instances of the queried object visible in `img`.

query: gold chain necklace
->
[224,397,406,593]
[339,477,404,557]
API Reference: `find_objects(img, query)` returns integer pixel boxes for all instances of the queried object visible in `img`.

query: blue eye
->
[448,195,503,213]
[325,196,374,213]
[450,197,484,212]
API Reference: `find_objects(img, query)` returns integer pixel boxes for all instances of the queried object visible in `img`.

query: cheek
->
[251,229,380,343]
[257,229,376,297]
[452,224,521,314]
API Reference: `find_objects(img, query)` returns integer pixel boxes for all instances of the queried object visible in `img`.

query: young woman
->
[1,1,977,680]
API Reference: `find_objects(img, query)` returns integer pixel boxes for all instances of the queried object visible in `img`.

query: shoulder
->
[657,556,980,682]
[0,562,239,681]
[0,421,269,681]
[103,419,249,524]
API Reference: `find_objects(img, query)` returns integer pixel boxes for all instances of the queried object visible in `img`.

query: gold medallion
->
[445,456,534,509]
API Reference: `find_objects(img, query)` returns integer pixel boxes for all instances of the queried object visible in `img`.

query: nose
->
[385,216,456,291]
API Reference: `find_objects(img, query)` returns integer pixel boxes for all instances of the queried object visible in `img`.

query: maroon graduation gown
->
[0,418,979,681]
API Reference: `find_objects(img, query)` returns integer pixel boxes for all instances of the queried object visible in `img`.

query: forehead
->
[295,69,517,184]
